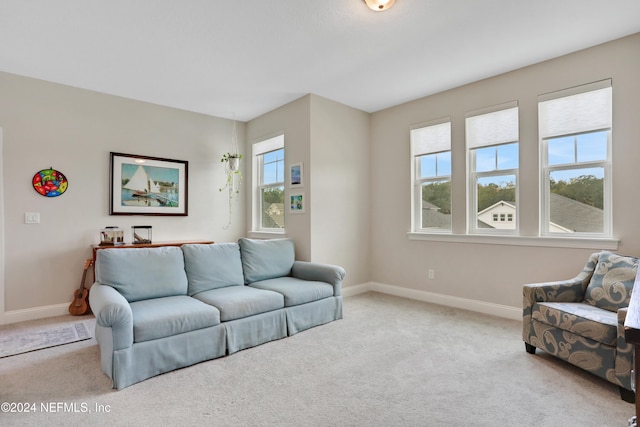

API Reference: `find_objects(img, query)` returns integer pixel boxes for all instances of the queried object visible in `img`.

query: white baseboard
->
[341,283,373,297]
[2,303,71,325]
[2,283,521,325]
[343,282,521,321]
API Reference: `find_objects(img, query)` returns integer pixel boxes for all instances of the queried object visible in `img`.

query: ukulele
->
[69,259,93,315]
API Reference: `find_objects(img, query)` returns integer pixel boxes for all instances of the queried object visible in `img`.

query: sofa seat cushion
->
[96,246,188,302]
[532,302,618,346]
[183,243,245,295]
[130,296,221,343]
[193,286,284,322]
[584,251,638,312]
[249,277,334,307]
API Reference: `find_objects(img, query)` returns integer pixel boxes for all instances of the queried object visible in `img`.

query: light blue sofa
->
[89,238,345,389]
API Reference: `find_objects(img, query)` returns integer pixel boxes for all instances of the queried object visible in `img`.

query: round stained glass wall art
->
[32,168,68,197]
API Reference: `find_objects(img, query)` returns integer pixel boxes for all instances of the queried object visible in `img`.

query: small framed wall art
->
[289,192,305,214]
[289,162,303,188]
[110,152,188,216]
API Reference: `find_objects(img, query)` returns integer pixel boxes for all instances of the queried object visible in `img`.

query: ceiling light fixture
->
[363,0,395,12]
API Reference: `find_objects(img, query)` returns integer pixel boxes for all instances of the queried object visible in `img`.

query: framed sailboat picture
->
[109,152,188,216]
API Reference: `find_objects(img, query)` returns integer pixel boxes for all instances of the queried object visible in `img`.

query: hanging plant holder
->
[228,156,240,171]
[219,118,243,229]
[219,152,243,229]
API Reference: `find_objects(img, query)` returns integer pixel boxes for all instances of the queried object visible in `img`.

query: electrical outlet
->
[428,269,435,280]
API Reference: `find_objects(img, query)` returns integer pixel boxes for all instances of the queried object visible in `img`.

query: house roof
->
[1,2,639,121]
[422,194,603,232]
[549,193,603,232]
[264,203,285,229]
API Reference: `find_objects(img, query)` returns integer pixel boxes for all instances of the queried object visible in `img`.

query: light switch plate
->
[25,212,40,224]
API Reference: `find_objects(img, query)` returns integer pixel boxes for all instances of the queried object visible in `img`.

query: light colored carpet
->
[0,292,633,426]
[0,320,91,358]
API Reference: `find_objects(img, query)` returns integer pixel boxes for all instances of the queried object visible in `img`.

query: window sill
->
[407,232,619,250]
[248,230,286,239]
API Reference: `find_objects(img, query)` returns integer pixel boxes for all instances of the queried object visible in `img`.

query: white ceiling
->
[1,1,639,122]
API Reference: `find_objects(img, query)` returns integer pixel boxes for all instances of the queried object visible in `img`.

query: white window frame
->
[466,102,519,235]
[251,134,285,233]
[538,80,612,237]
[410,118,452,234]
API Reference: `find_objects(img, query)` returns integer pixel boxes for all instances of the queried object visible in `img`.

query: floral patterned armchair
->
[523,251,638,402]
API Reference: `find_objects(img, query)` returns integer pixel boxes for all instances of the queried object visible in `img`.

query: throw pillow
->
[584,251,639,312]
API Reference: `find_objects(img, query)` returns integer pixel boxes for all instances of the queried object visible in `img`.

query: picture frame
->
[289,192,305,214]
[289,162,303,188]
[109,152,188,216]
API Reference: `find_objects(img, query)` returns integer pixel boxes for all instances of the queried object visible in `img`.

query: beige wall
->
[309,95,371,285]
[246,94,372,286]
[245,95,312,260]
[2,33,638,323]
[369,33,640,310]
[0,72,246,321]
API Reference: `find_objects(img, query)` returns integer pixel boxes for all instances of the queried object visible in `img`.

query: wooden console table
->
[92,240,214,261]
[624,278,640,425]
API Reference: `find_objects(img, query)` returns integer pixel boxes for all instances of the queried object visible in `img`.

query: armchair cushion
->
[584,252,638,312]
[532,302,618,346]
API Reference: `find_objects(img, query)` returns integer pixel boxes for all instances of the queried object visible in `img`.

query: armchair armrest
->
[291,261,346,296]
[523,252,599,343]
[89,282,134,350]
[523,278,587,307]
[523,251,600,312]
[616,307,634,390]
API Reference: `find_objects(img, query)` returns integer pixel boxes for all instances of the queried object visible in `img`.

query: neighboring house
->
[264,203,284,229]
[428,193,603,232]
[421,201,452,229]
[549,192,603,233]
[477,201,516,230]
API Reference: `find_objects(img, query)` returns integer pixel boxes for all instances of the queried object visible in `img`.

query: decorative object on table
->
[69,259,93,316]
[110,152,188,216]
[32,167,68,197]
[289,162,303,188]
[100,226,124,246]
[289,192,305,214]
[132,225,152,244]
[219,118,243,228]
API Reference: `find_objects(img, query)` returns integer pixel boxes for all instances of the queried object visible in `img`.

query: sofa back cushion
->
[584,251,639,312]
[182,243,244,295]
[96,246,188,302]
[238,238,295,284]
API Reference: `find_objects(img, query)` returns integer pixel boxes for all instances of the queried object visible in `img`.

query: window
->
[252,134,285,232]
[539,80,612,236]
[466,103,519,234]
[411,119,452,232]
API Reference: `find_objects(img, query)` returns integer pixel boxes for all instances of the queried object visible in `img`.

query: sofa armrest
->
[89,282,134,350]
[291,261,346,296]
